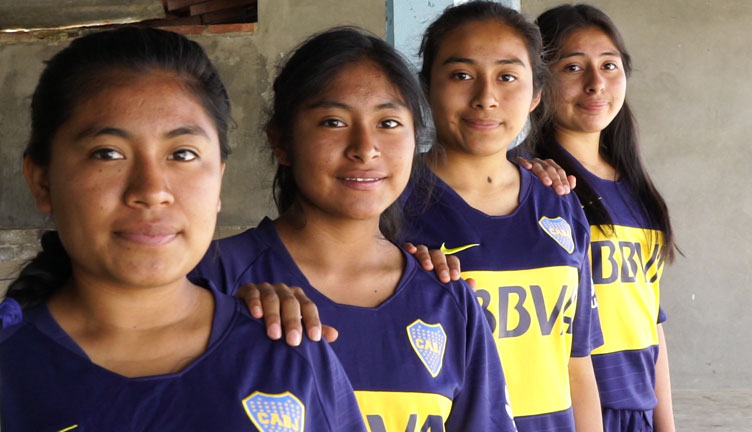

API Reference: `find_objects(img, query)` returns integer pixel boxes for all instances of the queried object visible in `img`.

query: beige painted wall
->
[523,0,752,390]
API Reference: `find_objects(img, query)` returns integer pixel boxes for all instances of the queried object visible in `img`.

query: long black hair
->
[532,4,677,262]
[8,26,233,308]
[266,26,428,242]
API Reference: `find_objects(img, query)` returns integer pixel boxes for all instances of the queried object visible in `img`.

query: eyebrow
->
[441,56,526,67]
[307,99,408,111]
[559,50,621,60]
[74,125,210,141]
[165,125,210,139]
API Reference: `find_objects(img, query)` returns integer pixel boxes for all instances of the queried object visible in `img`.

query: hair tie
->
[0,297,22,328]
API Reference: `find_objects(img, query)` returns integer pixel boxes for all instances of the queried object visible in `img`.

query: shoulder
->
[401,252,475,320]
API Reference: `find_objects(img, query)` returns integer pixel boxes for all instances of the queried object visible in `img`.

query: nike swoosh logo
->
[440,242,480,255]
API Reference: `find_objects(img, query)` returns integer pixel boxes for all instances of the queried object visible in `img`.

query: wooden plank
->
[189,0,252,16]
[166,0,208,12]
[200,5,255,24]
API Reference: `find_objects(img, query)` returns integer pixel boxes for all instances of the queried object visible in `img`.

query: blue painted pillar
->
[386,0,520,69]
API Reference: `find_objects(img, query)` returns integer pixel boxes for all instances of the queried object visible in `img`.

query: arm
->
[569,355,603,432]
[653,324,676,432]
[516,156,576,196]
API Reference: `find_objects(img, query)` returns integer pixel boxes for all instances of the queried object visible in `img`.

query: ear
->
[267,125,290,166]
[23,156,52,214]
[529,89,542,113]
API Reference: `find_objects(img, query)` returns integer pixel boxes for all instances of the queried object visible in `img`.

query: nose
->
[585,68,606,94]
[124,154,174,208]
[471,75,499,110]
[346,122,380,162]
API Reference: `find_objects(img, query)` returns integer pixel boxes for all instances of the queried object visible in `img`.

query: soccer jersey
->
[191,218,518,432]
[401,166,603,432]
[556,144,667,412]
[0,290,365,432]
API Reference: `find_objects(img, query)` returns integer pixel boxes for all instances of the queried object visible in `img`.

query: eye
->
[379,119,402,129]
[168,149,198,162]
[451,71,472,81]
[563,64,582,72]
[498,74,517,82]
[320,118,346,128]
[603,62,618,71]
[90,148,124,160]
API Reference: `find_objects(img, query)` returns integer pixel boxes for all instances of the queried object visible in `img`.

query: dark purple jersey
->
[0,291,365,432]
[401,166,603,432]
[191,218,518,432]
[556,144,667,412]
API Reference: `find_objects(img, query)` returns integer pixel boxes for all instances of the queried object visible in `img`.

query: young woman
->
[191,27,517,431]
[400,2,603,431]
[0,27,365,431]
[532,5,677,431]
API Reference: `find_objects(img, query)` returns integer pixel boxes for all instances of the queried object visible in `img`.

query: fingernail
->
[251,305,262,317]
[288,329,302,346]
[268,323,282,340]
[441,270,450,281]
[309,326,322,342]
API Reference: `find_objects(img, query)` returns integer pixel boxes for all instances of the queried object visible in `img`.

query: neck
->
[429,145,518,192]
[275,204,403,307]
[51,272,205,332]
[555,126,618,180]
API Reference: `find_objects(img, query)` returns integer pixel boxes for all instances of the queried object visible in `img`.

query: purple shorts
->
[603,408,653,432]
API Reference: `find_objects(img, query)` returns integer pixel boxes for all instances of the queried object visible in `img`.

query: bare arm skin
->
[654,324,676,432]
[569,355,604,432]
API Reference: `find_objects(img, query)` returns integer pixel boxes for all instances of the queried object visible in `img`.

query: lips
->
[337,171,387,190]
[577,100,609,111]
[462,117,502,130]
[114,223,180,246]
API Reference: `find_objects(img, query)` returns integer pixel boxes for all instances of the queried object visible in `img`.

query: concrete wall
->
[0,0,385,291]
[523,0,752,390]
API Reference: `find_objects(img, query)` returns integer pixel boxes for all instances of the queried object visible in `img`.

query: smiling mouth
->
[463,118,502,129]
[343,177,382,182]
[338,176,386,190]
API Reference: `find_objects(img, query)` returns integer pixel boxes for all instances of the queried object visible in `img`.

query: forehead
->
[313,59,406,106]
[434,20,532,66]
[560,27,620,55]
[68,70,214,131]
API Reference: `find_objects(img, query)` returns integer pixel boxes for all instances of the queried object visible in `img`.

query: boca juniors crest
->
[539,216,574,254]
[407,319,447,378]
[242,391,305,432]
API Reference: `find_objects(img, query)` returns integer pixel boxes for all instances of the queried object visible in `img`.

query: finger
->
[515,156,532,169]
[236,282,263,318]
[530,158,554,186]
[293,286,323,342]
[256,283,282,340]
[447,255,461,281]
[465,277,478,291]
[402,242,417,253]
[429,248,450,283]
[322,325,339,343]
[568,175,577,190]
[414,245,434,270]
[277,285,303,347]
